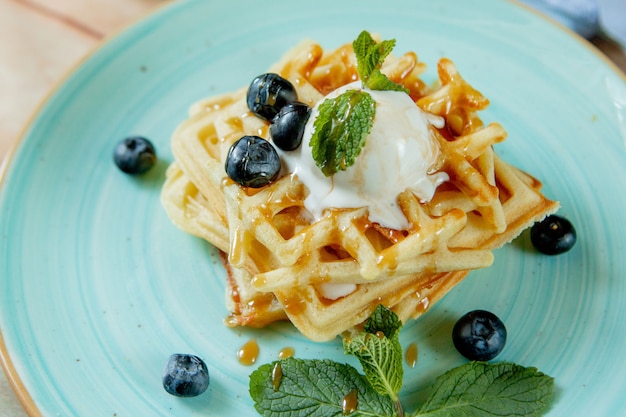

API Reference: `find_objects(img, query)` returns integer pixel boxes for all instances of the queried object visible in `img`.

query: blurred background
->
[0,0,624,416]
[0,0,624,166]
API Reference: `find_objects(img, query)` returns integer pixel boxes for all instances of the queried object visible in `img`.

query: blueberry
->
[225,135,281,188]
[162,353,209,397]
[247,73,298,121]
[452,310,507,361]
[531,214,577,255]
[113,136,156,174]
[270,102,311,151]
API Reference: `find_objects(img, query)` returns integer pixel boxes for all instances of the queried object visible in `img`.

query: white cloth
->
[598,0,626,47]
[521,0,625,48]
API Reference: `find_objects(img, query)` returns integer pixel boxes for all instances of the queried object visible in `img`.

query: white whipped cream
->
[278,81,448,231]
[316,282,357,301]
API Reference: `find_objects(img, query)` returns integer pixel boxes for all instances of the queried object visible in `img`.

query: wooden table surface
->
[0,1,625,416]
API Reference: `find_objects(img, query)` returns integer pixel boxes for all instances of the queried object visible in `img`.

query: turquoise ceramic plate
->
[1,0,625,415]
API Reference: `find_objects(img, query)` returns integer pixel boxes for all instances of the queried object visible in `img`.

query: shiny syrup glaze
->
[342,389,358,415]
[222,54,471,325]
[416,296,430,314]
[236,339,259,366]
[405,342,418,368]
[271,362,283,391]
[278,347,295,359]
[279,292,309,316]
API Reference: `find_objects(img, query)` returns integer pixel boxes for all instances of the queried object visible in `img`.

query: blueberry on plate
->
[270,102,311,151]
[225,135,281,188]
[530,214,577,255]
[162,353,209,397]
[246,73,298,121]
[452,310,507,361]
[113,136,156,174]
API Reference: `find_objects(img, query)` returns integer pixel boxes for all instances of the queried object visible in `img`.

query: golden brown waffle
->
[161,39,559,341]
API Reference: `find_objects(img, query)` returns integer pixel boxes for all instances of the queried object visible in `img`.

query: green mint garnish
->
[363,303,403,339]
[344,305,404,402]
[249,306,555,417]
[416,361,554,417]
[249,358,395,417]
[310,89,375,177]
[310,30,408,176]
[353,30,409,93]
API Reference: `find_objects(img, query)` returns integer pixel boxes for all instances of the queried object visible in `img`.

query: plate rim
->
[1,0,625,415]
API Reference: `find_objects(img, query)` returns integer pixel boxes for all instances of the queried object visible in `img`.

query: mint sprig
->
[353,30,409,93]
[344,305,404,405]
[416,362,554,417]
[309,30,408,176]
[310,90,375,177]
[250,358,395,417]
[249,306,555,417]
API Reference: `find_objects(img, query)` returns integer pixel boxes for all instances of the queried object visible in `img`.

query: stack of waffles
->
[161,39,558,341]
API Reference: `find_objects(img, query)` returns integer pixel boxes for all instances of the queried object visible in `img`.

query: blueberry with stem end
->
[162,354,210,397]
[531,214,577,255]
[247,73,298,121]
[225,135,281,188]
[113,136,156,174]
[270,102,311,151]
[452,310,507,361]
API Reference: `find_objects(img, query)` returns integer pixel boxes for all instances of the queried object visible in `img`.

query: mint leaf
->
[308,31,411,177]
[364,304,403,339]
[344,333,404,400]
[344,306,404,402]
[249,357,395,417]
[366,71,410,93]
[352,30,408,93]
[310,89,375,177]
[413,361,555,417]
[248,307,555,417]
[353,31,394,83]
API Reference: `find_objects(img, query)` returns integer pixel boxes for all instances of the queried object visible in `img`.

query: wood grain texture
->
[21,0,170,35]
[0,0,167,163]
[0,0,624,163]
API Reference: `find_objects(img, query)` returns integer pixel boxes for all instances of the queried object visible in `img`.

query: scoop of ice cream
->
[279,81,448,230]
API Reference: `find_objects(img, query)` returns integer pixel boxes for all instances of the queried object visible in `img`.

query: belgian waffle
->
[161,39,558,341]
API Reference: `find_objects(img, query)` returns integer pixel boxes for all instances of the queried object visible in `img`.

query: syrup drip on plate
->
[405,342,418,368]
[237,339,259,366]
[278,346,295,359]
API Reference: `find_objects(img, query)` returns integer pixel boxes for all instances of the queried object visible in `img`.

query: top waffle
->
[161,37,558,340]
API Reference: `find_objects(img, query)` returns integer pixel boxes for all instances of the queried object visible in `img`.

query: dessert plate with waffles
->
[1,1,625,416]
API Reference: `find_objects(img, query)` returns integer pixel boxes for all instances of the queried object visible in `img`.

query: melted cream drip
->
[278,81,447,231]
[278,83,449,300]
